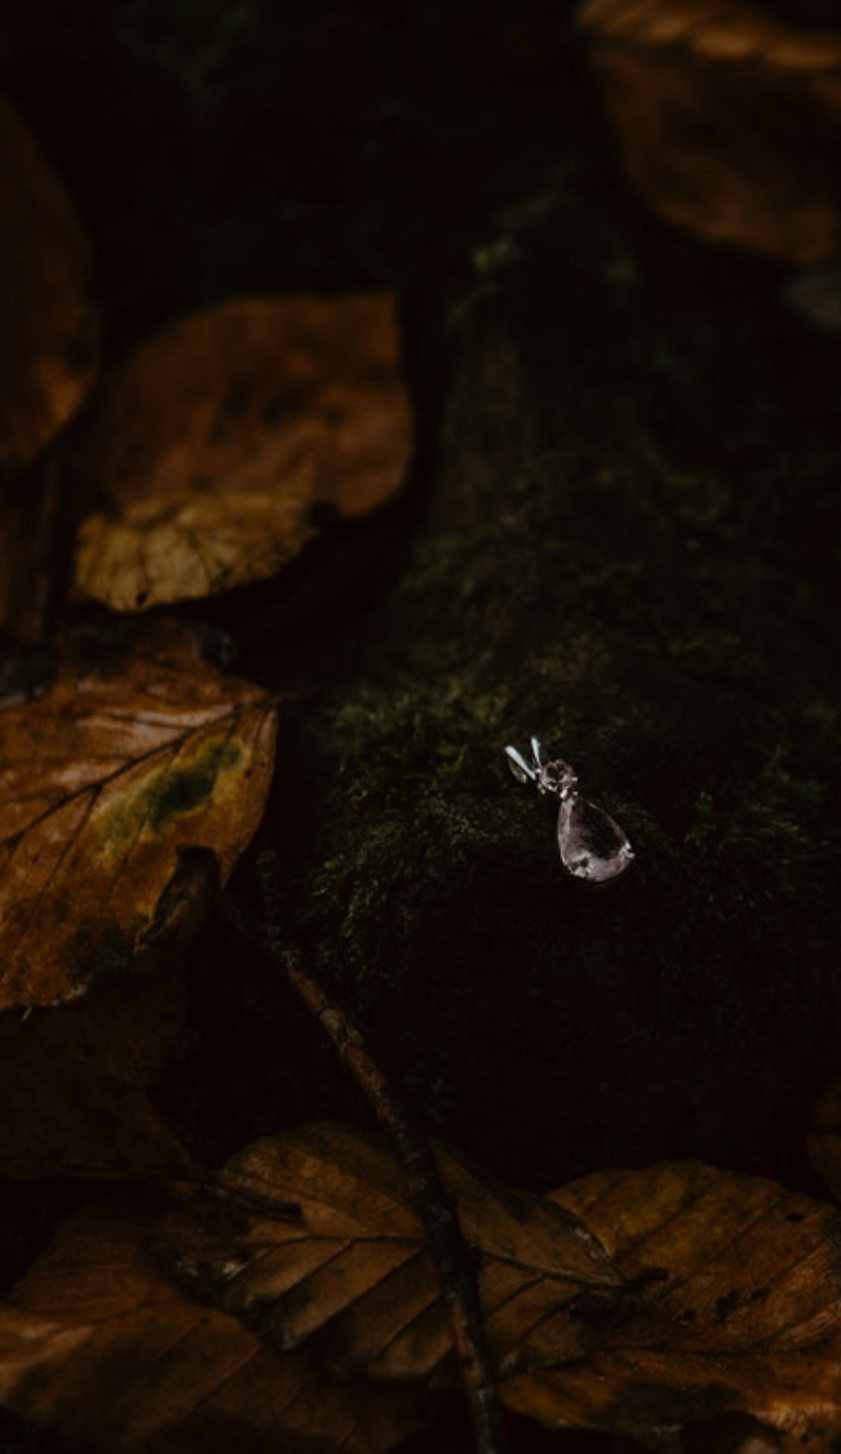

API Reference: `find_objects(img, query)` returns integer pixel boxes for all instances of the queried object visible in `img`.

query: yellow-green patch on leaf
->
[0,622,277,1008]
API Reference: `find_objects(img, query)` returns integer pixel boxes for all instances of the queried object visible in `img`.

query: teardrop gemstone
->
[557,796,633,884]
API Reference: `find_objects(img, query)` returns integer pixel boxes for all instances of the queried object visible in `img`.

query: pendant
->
[505,737,633,885]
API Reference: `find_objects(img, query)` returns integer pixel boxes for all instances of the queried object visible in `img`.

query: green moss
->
[279,206,841,1185]
[330,685,512,807]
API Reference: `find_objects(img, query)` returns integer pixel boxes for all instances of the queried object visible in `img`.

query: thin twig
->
[222,855,509,1454]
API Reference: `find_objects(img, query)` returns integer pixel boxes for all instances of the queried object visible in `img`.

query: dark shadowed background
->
[2,3,841,1450]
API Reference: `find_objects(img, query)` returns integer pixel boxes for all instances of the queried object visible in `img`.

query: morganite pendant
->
[505,736,633,885]
[557,795,633,883]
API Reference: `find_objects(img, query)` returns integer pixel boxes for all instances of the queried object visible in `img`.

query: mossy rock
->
[259,206,841,1191]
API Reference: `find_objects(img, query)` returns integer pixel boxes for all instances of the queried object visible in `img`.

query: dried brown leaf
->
[3,1127,841,1452]
[0,1200,425,1453]
[163,1127,841,1450]
[503,1161,841,1450]
[0,92,96,473]
[159,1121,624,1387]
[73,295,411,611]
[0,966,189,1180]
[0,1009,194,1180]
[34,966,186,1089]
[579,0,841,261]
[0,622,277,1009]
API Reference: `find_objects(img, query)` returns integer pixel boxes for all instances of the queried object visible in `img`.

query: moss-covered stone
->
[264,202,841,1190]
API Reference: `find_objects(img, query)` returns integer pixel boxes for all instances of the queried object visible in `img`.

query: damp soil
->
[2,4,841,1452]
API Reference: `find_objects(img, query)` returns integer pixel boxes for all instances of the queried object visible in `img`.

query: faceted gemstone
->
[537,760,577,798]
[557,795,633,884]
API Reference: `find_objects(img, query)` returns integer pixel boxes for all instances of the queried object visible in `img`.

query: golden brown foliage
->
[73,295,411,610]
[159,1124,841,1451]
[506,1160,841,1448]
[0,1200,425,1454]
[0,623,277,1008]
[160,1121,623,1384]
[579,0,841,261]
[2,1123,841,1449]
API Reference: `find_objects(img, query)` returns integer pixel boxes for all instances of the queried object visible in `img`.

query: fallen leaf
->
[73,295,411,611]
[162,1128,841,1449]
[0,1199,425,1453]
[0,1009,194,1180]
[0,92,96,474]
[0,968,189,1180]
[579,0,841,261]
[0,622,277,1009]
[159,1121,624,1386]
[503,1161,841,1450]
[3,1128,840,1452]
[34,964,186,1089]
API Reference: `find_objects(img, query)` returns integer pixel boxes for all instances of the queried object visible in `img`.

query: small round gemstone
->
[538,760,577,798]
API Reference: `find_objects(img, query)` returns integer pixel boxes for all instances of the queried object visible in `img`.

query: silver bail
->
[530,736,549,768]
[505,743,538,783]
